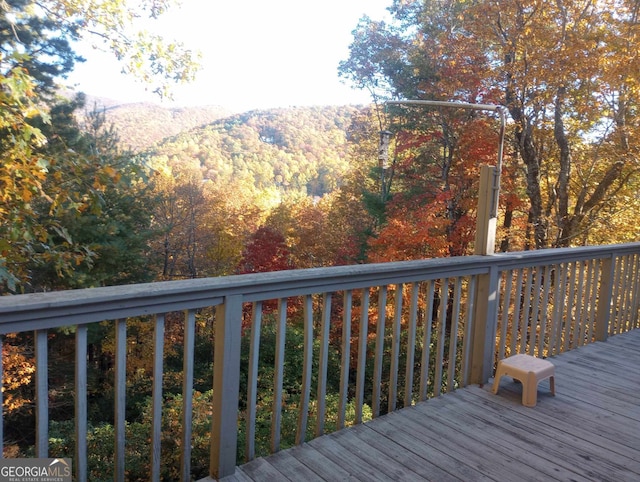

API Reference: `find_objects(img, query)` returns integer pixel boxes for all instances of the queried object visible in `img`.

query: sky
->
[66,0,391,112]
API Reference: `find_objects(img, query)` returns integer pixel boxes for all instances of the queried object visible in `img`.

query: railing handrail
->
[2,242,639,334]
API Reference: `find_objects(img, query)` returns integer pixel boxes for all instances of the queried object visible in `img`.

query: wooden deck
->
[223,329,640,481]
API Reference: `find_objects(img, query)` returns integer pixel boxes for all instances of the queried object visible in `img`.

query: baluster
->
[587,260,600,340]
[528,267,542,356]
[446,278,462,393]
[433,279,449,397]
[549,264,563,355]
[521,268,534,354]
[315,293,331,436]
[537,265,552,357]
[114,319,126,482]
[271,299,287,453]
[372,286,387,417]
[355,288,370,424]
[75,324,88,482]
[338,291,352,429]
[461,276,476,387]
[389,284,403,412]
[246,301,262,460]
[151,313,166,482]
[404,282,419,407]
[180,310,196,482]
[35,330,48,458]
[0,335,3,459]
[500,270,513,360]
[419,281,435,401]
[564,262,576,351]
[296,296,313,444]
[573,262,586,348]
[512,269,524,353]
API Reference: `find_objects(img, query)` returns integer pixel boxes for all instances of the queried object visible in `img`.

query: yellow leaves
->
[2,339,36,413]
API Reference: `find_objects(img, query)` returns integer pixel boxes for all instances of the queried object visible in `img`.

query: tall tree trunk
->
[554,86,572,247]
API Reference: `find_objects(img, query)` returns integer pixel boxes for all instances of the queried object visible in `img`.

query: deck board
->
[231,329,640,481]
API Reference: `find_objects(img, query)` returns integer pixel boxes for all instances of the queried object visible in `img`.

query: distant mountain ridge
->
[77,93,231,150]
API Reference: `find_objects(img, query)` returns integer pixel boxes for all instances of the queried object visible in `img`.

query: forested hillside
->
[148,106,358,197]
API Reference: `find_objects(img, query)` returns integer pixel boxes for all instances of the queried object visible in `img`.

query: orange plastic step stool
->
[492,354,555,407]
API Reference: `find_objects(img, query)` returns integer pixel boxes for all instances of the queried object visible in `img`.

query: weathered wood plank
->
[237,457,291,481]
[259,449,326,482]
[366,414,481,481]
[416,396,601,481]
[438,389,640,480]
[285,443,352,480]
[232,329,640,482]
[331,426,429,481]
[461,387,640,464]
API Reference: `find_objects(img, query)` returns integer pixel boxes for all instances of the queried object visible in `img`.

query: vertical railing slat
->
[151,313,166,482]
[315,293,331,436]
[591,259,600,336]
[528,267,542,356]
[573,262,586,348]
[617,255,629,333]
[521,269,534,354]
[296,296,313,444]
[372,286,387,417]
[537,265,552,357]
[35,330,48,458]
[557,263,571,353]
[338,291,352,429]
[622,255,634,332]
[579,261,593,346]
[180,310,196,482]
[512,270,524,353]
[355,288,370,424]
[612,256,623,335]
[0,335,3,459]
[75,324,88,482]
[433,279,449,397]
[446,278,462,393]
[499,270,513,360]
[404,282,419,407]
[419,281,435,401]
[631,255,640,329]
[271,299,287,453]
[461,276,477,387]
[246,301,262,460]
[114,319,127,482]
[564,262,576,351]
[388,284,403,412]
[549,264,564,355]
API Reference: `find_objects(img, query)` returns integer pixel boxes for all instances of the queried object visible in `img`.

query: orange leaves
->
[369,197,452,262]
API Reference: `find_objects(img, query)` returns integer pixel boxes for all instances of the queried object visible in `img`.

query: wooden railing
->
[1,243,639,481]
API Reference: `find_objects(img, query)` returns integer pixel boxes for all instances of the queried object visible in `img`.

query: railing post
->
[209,295,243,479]
[474,165,498,256]
[470,164,500,384]
[595,255,615,341]
[469,265,500,384]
